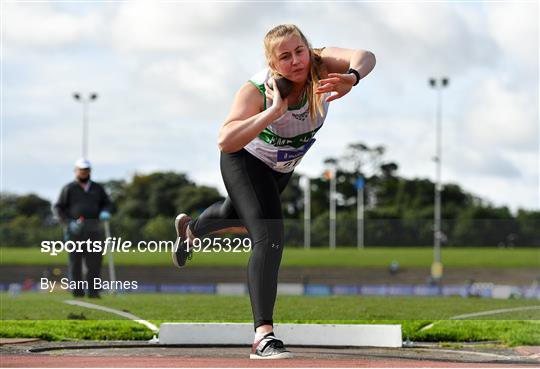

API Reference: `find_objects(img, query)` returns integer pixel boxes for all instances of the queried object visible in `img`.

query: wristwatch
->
[348,68,360,86]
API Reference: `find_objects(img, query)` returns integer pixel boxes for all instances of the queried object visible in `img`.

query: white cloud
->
[367,2,499,75]
[463,78,537,152]
[108,1,260,53]
[486,2,538,72]
[4,2,103,47]
[137,51,240,105]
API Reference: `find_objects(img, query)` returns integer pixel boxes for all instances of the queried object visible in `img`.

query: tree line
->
[1,142,538,247]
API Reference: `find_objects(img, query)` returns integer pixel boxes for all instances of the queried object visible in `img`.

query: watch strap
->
[348,68,360,86]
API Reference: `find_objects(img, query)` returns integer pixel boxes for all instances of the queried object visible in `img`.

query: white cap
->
[75,158,91,169]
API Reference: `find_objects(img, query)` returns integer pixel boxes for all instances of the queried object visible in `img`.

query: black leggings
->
[189,149,292,329]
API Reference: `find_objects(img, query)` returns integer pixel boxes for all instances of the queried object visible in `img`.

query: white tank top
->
[244,68,330,173]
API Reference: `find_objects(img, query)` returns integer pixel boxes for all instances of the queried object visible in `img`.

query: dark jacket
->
[53,181,112,228]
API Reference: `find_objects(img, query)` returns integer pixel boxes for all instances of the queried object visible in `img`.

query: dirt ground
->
[1,339,539,368]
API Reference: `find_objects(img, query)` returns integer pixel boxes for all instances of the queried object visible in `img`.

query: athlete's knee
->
[251,229,284,253]
[266,220,284,249]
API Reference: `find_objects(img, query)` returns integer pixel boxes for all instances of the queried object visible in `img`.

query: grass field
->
[2,247,539,346]
[2,247,539,267]
[1,292,539,345]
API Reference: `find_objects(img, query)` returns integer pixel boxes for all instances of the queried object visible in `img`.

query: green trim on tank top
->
[258,125,323,148]
[287,91,308,111]
[248,80,266,110]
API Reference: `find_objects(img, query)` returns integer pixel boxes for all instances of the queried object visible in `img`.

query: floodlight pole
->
[329,167,337,250]
[301,176,311,250]
[428,77,449,281]
[73,92,98,159]
[323,163,337,250]
[356,177,365,249]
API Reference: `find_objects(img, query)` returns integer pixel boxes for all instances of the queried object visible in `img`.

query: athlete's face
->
[270,35,310,83]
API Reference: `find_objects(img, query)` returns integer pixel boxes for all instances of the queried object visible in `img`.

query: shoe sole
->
[172,213,191,269]
[249,352,293,360]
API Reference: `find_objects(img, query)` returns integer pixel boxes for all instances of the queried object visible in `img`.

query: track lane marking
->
[64,299,158,333]
[450,306,540,320]
[420,306,540,331]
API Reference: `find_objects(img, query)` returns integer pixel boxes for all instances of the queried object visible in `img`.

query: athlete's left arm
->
[316,47,376,102]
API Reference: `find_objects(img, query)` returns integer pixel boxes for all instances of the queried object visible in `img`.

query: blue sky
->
[2,1,538,213]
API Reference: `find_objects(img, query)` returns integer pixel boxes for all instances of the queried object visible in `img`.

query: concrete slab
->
[158,323,402,347]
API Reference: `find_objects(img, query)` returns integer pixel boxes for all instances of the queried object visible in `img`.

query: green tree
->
[516,210,540,246]
[175,185,223,217]
[0,215,60,247]
[0,193,52,222]
[452,206,516,246]
[142,215,175,241]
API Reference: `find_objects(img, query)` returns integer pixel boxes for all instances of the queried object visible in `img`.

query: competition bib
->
[275,139,316,170]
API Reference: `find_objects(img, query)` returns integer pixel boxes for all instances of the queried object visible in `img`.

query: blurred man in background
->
[53,158,112,298]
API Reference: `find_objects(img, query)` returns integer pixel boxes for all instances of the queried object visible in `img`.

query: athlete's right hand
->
[266,79,288,119]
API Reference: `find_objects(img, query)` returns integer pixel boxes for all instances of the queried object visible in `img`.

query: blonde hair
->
[264,24,325,125]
